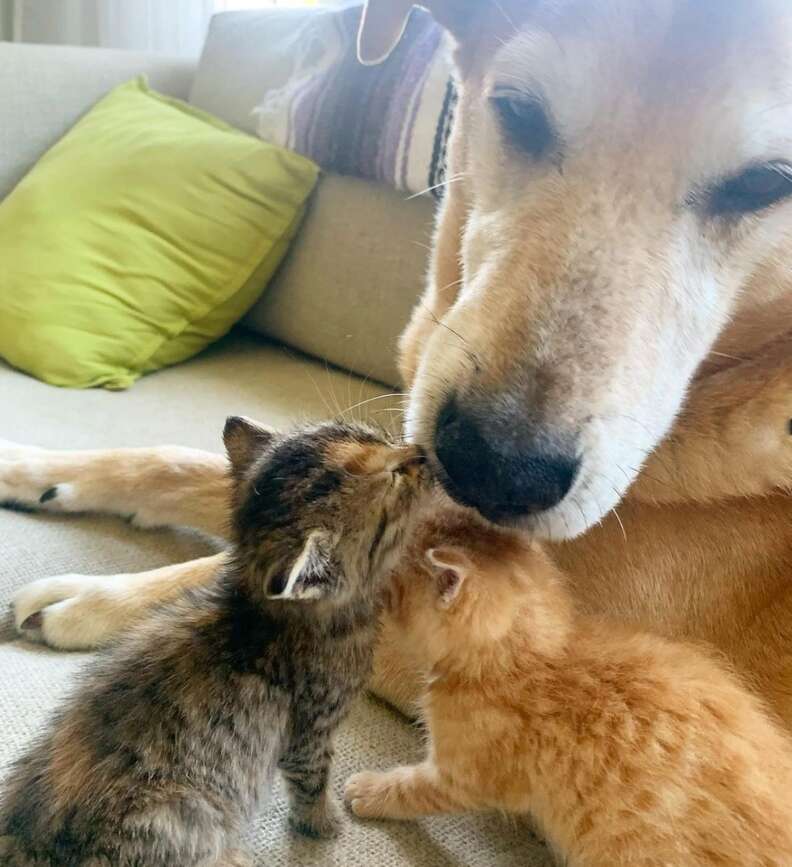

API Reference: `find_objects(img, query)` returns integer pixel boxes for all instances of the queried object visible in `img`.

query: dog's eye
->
[491,93,557,160]
[707,162,792,217]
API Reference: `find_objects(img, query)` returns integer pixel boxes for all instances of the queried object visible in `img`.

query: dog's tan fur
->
[396,0,792,533]
[4,0,792,735]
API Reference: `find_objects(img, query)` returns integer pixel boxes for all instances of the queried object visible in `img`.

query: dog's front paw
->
[0,442,76,514]
[12,574,130,651]
[344,771,397,820]
[288,795,343,840]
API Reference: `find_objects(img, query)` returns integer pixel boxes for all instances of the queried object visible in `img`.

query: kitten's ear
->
[223,416,275,476]
[268,531,339,601]
[425,546,471,607]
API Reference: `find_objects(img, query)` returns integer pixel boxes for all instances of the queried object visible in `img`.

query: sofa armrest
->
[0,42,195,198]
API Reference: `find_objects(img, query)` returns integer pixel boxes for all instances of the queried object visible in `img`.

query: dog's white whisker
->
[710,351,745,362]
[627,467,673,489]
[406,174,466,201]
[418,301,482,371]
[613,464,635,488]
[608,497,628,542]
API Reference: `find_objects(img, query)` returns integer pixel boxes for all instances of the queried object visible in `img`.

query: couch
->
[0,14,554,865]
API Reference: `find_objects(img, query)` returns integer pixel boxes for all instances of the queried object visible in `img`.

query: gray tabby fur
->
[0,417,427,866]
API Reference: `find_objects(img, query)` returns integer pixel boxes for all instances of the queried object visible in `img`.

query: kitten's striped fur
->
[0,418,426,866]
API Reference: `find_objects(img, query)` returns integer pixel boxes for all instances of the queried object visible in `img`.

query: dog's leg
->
[0,442,230,538]
[2,443,231,650]
[629,339,792,505]
[12,552,228,650]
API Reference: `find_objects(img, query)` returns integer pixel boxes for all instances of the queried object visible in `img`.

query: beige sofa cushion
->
[190,9,324,136]
[246,174,433,387]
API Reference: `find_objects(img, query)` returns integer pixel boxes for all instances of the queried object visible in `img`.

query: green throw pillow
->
[0,77,318,389]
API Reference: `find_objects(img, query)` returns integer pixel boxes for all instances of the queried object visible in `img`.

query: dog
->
[3,0,792,727]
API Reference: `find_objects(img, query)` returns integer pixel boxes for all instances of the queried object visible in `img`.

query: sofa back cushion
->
[246,174,433,388]
[0,43,194,200]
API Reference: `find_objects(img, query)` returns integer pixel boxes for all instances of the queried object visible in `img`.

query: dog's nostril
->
[434,396,579,523]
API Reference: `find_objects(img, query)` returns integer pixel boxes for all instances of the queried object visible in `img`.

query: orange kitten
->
[346,505,792,866]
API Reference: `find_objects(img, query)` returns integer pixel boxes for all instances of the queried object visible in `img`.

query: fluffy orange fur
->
[346,504,792,866]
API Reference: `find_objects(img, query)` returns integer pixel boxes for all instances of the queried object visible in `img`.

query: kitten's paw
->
[215,849,253,867]
[288,797,343,840]
[344,771,394,819]
[12,574,129,650]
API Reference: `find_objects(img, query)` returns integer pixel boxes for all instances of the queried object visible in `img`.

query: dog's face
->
[360,0,792,539]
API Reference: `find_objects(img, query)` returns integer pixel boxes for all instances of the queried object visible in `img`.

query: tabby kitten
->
[0,416,427,867]
[346,502,792,867]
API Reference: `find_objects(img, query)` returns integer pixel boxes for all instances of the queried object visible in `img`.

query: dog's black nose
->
[434,396,579,523]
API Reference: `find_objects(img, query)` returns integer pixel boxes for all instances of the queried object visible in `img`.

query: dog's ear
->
[425,545,471,607]
[357,0,413,65]
[223,415,276,477]
[267,531,339,601]
[358,0,480,66]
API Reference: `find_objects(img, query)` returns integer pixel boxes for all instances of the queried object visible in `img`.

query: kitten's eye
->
[395,454,426,477]
[706,162,792,217]
[267,571,288,597]
[491,92,557,160]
